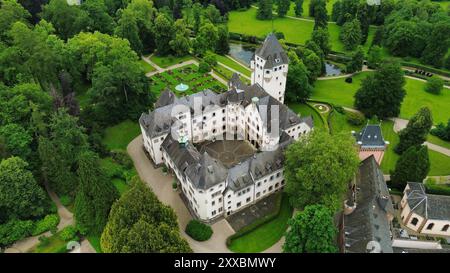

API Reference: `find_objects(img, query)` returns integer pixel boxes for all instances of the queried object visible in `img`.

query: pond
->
[229,42,256,66]
[325,62,342,76]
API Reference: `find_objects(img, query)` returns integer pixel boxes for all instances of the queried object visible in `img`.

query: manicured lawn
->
[380,120,400,174]
[311,72,371,107]
[311,72,450,124]
[213,64,250,85]
[328,110,366,135]
[102,120,141,151]
[139,59,156,73]
[284,0,336,18]
[32,231,70,253]
[112,178,131,195]
[429,150,450,176]
[149,64,227,97]
[228,193,293,253]
[288,103,326,130]
[427,134,450,150]
[149,54,192,68]
[228,7,375,54]
[211,52,252,77]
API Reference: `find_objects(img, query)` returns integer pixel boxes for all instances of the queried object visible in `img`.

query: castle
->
[139,34,314,221]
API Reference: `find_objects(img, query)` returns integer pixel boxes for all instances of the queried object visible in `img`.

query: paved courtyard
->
[195,139,256,168]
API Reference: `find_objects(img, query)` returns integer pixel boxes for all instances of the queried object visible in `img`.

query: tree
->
[257,0,273,20]
[74,151,119,235]
[153,13,174,55]
[169,19,191,57]
[0,123,32,160]
[192,2,202,34]
[18,0,48,24]
[311,27,331,55]
[277,0,290,17]
[172,0,183,19]
[284,129,360,211]
[367,45,383,69]
[101,177,191,253]
[425,76,444,95]
[198,22,218,51]
[346,46,364,73]
[286,61,312,102]
[115,9,143,54]
[395,107,433,154]
[340,19,362,51]
[124,0,157,53]
[0,0,30,41]
[215,26,230,55]
[390,145,430,189]
[354,60,406,119]
[312,0,327,29]
[0,157,48,221]
[294,0,304,17]
[430,118,450,141]
[283,205,338,253]
[81,0,115,35]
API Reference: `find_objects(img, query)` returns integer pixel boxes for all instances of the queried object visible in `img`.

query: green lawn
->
[149,64,227,97]
[87,235,102,253]
[328,110,366,135]
[429,150,450,176]
[284,0,336,18]
[139,59,156,73]
[380,120,400,174]
[288,102,326,130]
[427,134,450,150]
[32,231,70,253]
[311,72,450,124]
[102,120,141,151]
[228,193,293,253]
[228,7,375,54]
[149,54,192,68]
[211,52,252,77]
[112,178,131,195]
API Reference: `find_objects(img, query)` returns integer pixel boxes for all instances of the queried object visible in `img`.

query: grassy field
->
[139,59,156,73]
[149,54,192,68]
[211,52,252,77]
[311,72,450,124]
[288,103,326,130]
[380,120,400,174]
[429,150,450,176]
[87,235,102,253]
[149,64,227,97]
[102,120,141,151]
[328,110,366,135]
[427,134,450,150]
[228,7,375,54]
[284,0,336,18]
[228,193,293,253]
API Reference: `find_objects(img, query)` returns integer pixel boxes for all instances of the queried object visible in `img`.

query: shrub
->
[172,181,178,189]
[162,166,168,173]
[0,219,34,247]
[425,76,444,94]
[32,214,60,236]
[346,111,365,126]
[430,119,450,141]
[38,235,50,246]
[59,195,73,207]
[203,52,217,67]
[334,105,345,114]
[185,220,213,241]
[60,226,78,242]
[110,150,134,169]
[345,77,353,83]
[198,61,211,73]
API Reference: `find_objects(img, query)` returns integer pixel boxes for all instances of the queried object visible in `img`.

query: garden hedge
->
[185,220,213,241]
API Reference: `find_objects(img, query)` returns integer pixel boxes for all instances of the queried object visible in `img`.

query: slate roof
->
[185,152,228,190]
[405,182,450,221]
[354,124,386,147]
[155,88,176,108]
[344,155,394,253]
[254,33,289,69]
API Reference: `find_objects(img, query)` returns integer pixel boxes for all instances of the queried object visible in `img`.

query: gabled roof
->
[185,152,228,190]
[344,155,394,253]
[155,88,176,108]
[405,182,450,221]
[254,33,289,69]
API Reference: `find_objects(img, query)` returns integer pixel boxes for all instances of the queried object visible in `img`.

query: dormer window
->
[275,58,280,63]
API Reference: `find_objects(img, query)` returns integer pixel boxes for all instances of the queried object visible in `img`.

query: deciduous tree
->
[395,107,433,154]
[390,145,430,189]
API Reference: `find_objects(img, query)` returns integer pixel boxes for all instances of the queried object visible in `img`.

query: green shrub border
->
[226,193,285,247]
[305,99,331,131]
[401,61,450,78]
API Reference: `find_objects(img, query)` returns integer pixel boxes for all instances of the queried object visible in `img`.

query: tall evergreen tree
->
[215,26,230,55]
[312,0,327,29]
[390,145,430,189]
[346,46,364,73]
[257,0,273,20]
[74,151,119,235]
[311,27,331,55]
[340,19,362,51]
[294,0,304,17]
[395,107,433,154]
[277,0,290,17]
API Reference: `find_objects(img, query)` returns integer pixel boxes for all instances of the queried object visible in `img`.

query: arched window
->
[442,224,449,232]
[411,217,419,226]
[426,223,434,230]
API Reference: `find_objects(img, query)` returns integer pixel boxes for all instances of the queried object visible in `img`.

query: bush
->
[425,76,444,94]
[172,180,178,189]
[345,77,353,83]
[59,226,78,242]
[185,220,213,241]
[32,214,60,236]
[203,52,217,67]
[198,61,211,73]
[59,195,73,207]
[111,150,134,170]
[334,105,345,114]
[0,219,34,247]
[430,120,450,141]
[38,235,50,246]
[346,111,365,126]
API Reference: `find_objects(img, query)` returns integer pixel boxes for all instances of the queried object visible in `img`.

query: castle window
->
[442,224,449,232]
[426,223,434,230]
[246,197,251,203]
[411,217,419,226]
[237,202,241,208]
[266,70,270,74]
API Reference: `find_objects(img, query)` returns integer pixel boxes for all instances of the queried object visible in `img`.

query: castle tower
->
[250,34,289,104]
